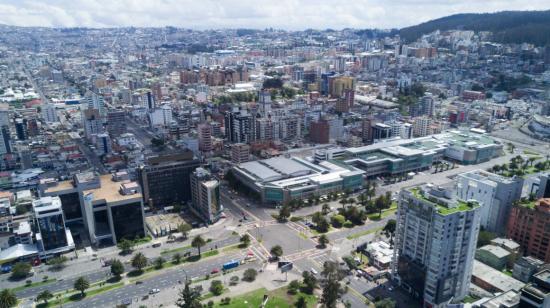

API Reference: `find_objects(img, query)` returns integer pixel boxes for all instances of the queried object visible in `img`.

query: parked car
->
[149,288,160,294]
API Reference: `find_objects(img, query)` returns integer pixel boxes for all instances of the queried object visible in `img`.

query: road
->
[64,252,258,308]
[15,236,239,299]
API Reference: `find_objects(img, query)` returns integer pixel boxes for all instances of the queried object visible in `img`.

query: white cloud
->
[0,0,547,29]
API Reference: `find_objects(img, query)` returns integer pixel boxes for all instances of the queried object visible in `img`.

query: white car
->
[149,288,160,294]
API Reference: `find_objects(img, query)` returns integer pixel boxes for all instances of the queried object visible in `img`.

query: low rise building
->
[475,244,511,270]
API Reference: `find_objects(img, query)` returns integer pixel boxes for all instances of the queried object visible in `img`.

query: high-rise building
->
[392,184,482,307]
[42,103,58,123]
[309,119,330,144]
[258,91,272,117]
[32,196,75,256]
[82,108,103,140]
[137,150,201,209]
[225,109,253,143]
[198,123,212,152]
[0,103,9,127]
[413,117,432,137]
[84,91,106,119]
[372,123,392,140]
[0,125,11,155]
[410,95,435,117]
[190,168,222,223]
[230,143,250,164]
[507,198,550,263]
[106,110,127,137]
[15,118,28,141]
[456,170,523,234]
[96,133,112,154]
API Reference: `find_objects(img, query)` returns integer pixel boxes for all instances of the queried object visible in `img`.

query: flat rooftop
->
[84,174,141,204]
[43,179,75,194]
[473,260,525,292]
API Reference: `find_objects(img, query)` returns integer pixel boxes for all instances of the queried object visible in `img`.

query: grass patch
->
[134,235,152,245]
[160,244,192,255]
[213,287,317,307]
[299,232,309,240]
[45,282,124,307]
[502,269,513,277]
[366,203,398,221]
[523,149,540,156]
[346,227,383,240]
[462,295,480,304]
[290,216,303,222]
[12,278,56,292]
[186,250,219,262]
[222,244,242,253]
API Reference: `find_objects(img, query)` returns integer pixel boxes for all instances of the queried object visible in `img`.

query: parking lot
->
[252,224,316,255]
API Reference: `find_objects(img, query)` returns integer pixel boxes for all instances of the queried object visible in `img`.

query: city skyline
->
[0,0,548,30]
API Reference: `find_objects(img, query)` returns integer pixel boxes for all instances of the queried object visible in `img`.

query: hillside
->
[399,10,550,46]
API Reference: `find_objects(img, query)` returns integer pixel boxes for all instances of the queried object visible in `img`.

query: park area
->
[214,287,317,308]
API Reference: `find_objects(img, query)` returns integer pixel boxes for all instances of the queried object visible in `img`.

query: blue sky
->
[0,0,548,29]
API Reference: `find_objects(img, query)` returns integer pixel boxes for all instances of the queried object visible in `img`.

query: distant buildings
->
[392,184,482,307]
[190,168,222,223]
[137,150,200,209]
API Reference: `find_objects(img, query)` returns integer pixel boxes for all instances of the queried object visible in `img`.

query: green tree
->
[321,203,330,215]
[301,271,318,294]
[175,281,201,308]
[316,217,330,233]
[177,223,192,239]
[209,280,224,296]
[318,234,329,248]
[270,245,283,259]
[117,238,134,254]
[154,257,165,269]
[321,261,344,308]
[11,262,31,280]
[375,298,396,308]
[278,205,291,222]
[74,276,90,297]
[191,235,206,256]
[48,256,68,271]
[375,196,386,218]
[36,290,53,305]
[331,215,346,228]
[240,234,251,247]
[172,253,182,264]
[383,219,397,245]
[0,289,17,308]
[287,280,301,294]
[477,230,497,247]
[294,296,307,308]
[242,268,258,282]
[110,259,124,278]
[131,253,148,272]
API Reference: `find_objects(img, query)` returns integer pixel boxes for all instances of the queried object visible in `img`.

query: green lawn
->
[346,226,383,240]
[160,244,192,255]
[42,282,124,307]
[213,287,317,308]
[12,278,56,292]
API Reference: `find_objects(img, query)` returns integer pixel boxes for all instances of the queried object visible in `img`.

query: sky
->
[0,0,548,30]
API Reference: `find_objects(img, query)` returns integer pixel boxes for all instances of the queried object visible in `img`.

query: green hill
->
[399,10,550,46]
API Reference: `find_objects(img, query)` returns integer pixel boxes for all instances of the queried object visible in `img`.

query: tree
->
[176,281,201,308]
[375,196,386,218]
[242,268,257,282]
[74,276,90,297]
[177,223,192,239]
[375,298,396,308]
[287,280,301,294]
[154,257,165,269]
[240,234,251,247]
[48,256,68,271]
[278,205,291,222]
[318,234,329,248]
[301,271,318,294]
[131,253,148,272]
[477,230,497,247]
[11,262,31,280]
[322,203,330,215]
[383,219,397,245]
[0,289,17,308]
[172,253,182,264]
[311,212,323,224]
[191,235,206,257]
[316,217,330,233]
[270,245,283,259]
[330,214,346,228]
[321,261,344,308]
[209,280,224,296]
[295,296,307,308]
[110,259,124,278]
[36,290,53,304]
[151,137,165,148]
[117,238,135,254]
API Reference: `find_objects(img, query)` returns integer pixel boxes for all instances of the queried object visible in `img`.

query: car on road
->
[135,281,143,285]
[122,298,132,305]
[211,268,220,274]
[149,288,160,294]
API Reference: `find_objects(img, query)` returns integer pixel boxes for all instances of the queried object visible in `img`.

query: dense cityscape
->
[0,6,549,308]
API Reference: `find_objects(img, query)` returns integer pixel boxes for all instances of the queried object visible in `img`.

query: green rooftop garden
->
[408,187,479,215]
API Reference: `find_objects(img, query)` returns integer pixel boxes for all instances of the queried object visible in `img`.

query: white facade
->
[42,103,58,123]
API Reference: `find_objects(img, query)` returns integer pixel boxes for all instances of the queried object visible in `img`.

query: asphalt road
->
[63,252,258,308]
[16,236,239,299]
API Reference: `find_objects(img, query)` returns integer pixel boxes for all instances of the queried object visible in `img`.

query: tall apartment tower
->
[224,109,253,144]
[0,125,11,155]
[456,170,523,234]
[392,184,482,307]
[106,110,127,137]
[82,108,103,140]
[190,168,222,223]
[198,123,212,153]
[32,196,75,257]
[230,143,250,164]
